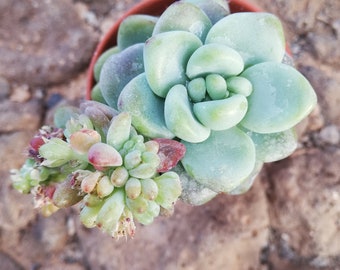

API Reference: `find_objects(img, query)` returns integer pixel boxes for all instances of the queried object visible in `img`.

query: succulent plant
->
[93,0,317,203]
[11,101,184,238]
[12,0,317,238]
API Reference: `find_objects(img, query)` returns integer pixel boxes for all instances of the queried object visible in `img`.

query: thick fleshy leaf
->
[244,128,298,162]
[152,138,186,172]
[70,129,101,154]
[131,200,160,225]
[118,73,174,139]
[80,205,102,228]
[152,2,212,41]
[140,178,159,200]
[186,44,244,79]
[187,77,206,102]
[181,128,256,193]
[88,142,123,169]
[193,94,248,131]
[144,31,202,98]
[164,84,211,143]
[96,189,125,234]
[205,12,285,67]
[94,47,120,82]
[39,138,73,168]
[183,0,230,24]
[125,178,142,199]
[154,172,182,209]
[106,112,131,150]
[52,175,84,208]
[118,15,158,50]
[91,83,107,105]
[240,62,317,133]
[205,74,228,100]
[226,76,253,97]
[99,43,144,109]
[173,163,217,206]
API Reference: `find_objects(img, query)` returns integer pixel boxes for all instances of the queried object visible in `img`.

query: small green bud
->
[83,193,104,207]
[125,178,142,199]
[154,172,182,209]
[80,205,101,228]
[96,189,125,235]
[141,178,158,200]
[123,140,135,151]
[226,76,253,97]
[144,140,159,154]
[132,135,144,145]
[128,163,156,179]
[81,171,102,193]
[206,74,228,100]
[65,114,93,138]
[110,166,129,187]
[132,200,160,225]
[124,149,142,170]
[96,176,114,198]
[126,196,148,214]
[132,141,146,152]
[39,138,73,167]
[106,112,132,150]
[10,169,31,193]
[141,151,160,168]
[187,77,206,102]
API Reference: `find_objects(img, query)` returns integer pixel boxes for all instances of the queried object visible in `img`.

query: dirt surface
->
[0,0,339,269]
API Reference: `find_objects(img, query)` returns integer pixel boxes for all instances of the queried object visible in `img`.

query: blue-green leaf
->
[243,128,298,162]
[118,73,174,139]
[164,84,210,143]
[118,15,158,50]
[240,62,317,133]
[152,2,212,41]
[193,94,248,130]
[183,0,230,24]
[99,43,144,109]
[144,31,202,98]
[186,43,244,79]
[205,12,285,67]
[181,128,256,193]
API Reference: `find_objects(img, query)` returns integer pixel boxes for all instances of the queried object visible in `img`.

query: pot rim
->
[86,0,262,99]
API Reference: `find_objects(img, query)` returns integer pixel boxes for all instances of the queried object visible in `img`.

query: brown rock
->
[0,251,24,270]
[0,98,43,133]
[265,148,340,268]
[0,0,98,87]
[0,76,10,100]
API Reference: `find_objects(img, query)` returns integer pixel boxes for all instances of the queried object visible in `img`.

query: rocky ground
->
[0,0,339,269]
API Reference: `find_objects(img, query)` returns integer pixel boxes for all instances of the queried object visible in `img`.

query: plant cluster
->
[11,0,316,238]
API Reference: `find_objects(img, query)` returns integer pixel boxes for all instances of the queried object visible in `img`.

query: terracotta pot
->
[86,0,262,99]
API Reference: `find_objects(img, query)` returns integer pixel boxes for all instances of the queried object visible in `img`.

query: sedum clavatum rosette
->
[93,0,317,205]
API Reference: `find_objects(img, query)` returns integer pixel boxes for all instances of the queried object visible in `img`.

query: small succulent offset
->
[12,0,317,238]
[12,101,185,238]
